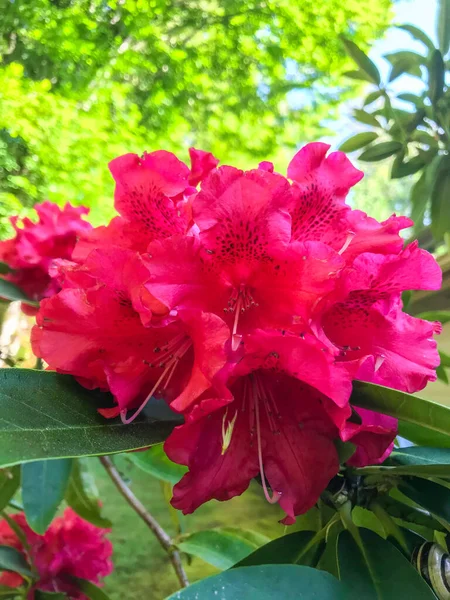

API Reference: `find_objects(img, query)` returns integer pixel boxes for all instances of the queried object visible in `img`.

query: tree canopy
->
[0,0,391,224]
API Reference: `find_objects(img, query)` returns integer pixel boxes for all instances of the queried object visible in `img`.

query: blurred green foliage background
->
[0,0,392,227]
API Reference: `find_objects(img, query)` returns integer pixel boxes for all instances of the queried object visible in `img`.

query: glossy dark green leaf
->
[0,369,179,467]
[175,528,269,570]
[0,468,20,512]
[339,132,378,153]
[438,0,450,55]
[129,444,186,485]
[350,381,450,446]
[341,37,381,84]
[65,459,111,528]
[398,421,450,448]
[343,70,374,82]
[363,90,383,106]
[0,545,34,579]
[234,531,322,568]
[22,458,73,534]
[358,447,450,477]
[358,141,403,162]
[428,49,445,104]
[375,495,445,532]
[416,310,450,324]
[167,565,346,599]
[70,578,111,600]
[0,279,38,307]
[431,155,450,240]
[399,478,450,523]
[352,108,381,128]
[337,528,435,599]
[396,24,435,51]
[390,447,450,476]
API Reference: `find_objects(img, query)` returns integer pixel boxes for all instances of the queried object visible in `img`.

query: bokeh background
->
[1,0,448,598]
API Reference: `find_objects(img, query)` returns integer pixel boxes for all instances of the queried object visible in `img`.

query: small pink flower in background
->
[0,508,113,599]
[0,202,92,311]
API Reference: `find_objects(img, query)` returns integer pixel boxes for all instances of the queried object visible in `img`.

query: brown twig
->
[99,455,189,589]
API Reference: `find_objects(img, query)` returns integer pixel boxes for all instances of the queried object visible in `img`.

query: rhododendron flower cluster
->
[32,143,441,524]
[0,201,92,312]
[0,508,113,599]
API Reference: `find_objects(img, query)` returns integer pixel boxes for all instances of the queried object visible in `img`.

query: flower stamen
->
[120,336,191,424]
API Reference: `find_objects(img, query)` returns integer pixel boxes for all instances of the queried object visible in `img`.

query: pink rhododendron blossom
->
[0,202,92,311]
[32,142,442,523]
[0,509,112,599]
[340,407,398,467]
[165,330,357,524]
[32,248,229,420]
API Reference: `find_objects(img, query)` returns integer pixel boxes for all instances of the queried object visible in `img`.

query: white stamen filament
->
[338,231,355,255]
[120,338,191,424]
[253,377,282,505]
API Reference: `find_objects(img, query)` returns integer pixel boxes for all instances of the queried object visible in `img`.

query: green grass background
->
[95,456,285,600]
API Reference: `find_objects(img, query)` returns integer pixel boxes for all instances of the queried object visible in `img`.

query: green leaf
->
[337,528,436,599]
[234,531,324,568]
[341,37,381,85]
[0,369,179,467]
[384,51,425,82]
[438,0,450,56]
[35,592,67,600]
[175,527,270,570]
[375,495,445,532]
[0,585,26,598]
[343,70,374,82]
[0,279,38,307]
[410,130,438,146]
[410,171,429,230]
[0,467,20,512]
[399,478,450,523]
[397,93,425,105]
[431,155,450,240]
[396,24,435,52]
[0,545,34,579]
[129,444,186,485]
[334,440,356,464]
[416,310,450,324]
[65,459,112,528]
[339,132,378,153]
[391,154,426,179]
[358,447,450,477]
[352,108,381,128]
[0,264,12,276]
[358,141,403,162]
[350,381,450,446]
[440,350,450,368]
[166,565,347,599]
[428,49,445,104]
[22,458,73,534]
[363,90,383,106]
[70,578,111,600]
[436,364,449,384]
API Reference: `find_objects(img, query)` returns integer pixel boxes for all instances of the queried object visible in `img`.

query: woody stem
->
[99,456,189,589]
